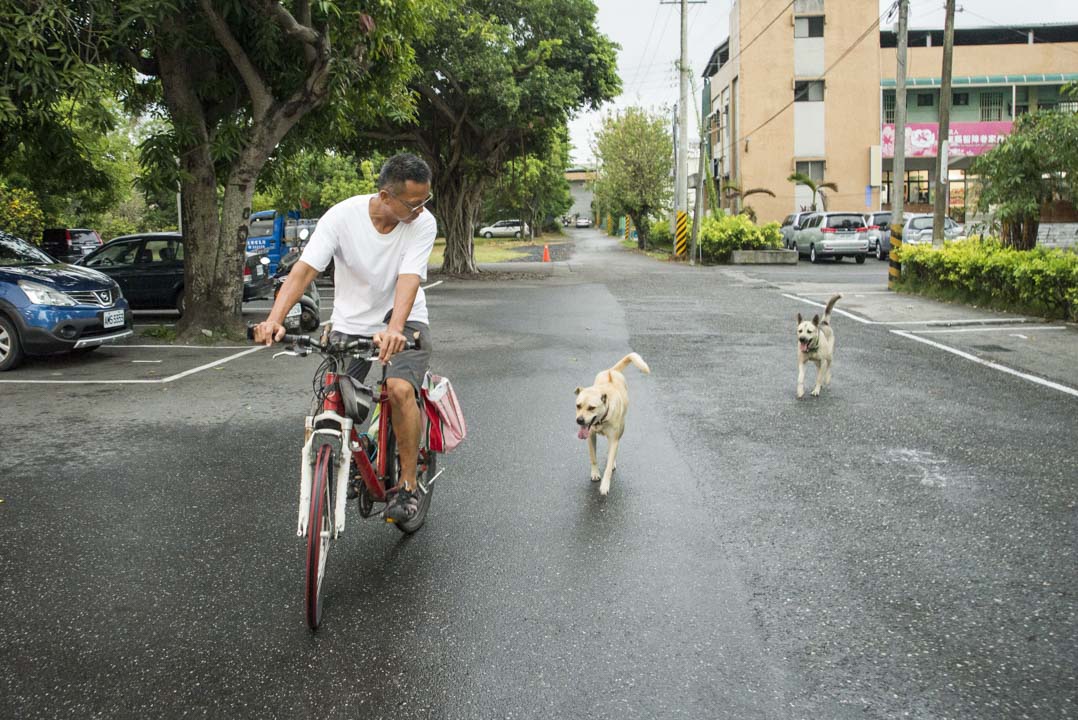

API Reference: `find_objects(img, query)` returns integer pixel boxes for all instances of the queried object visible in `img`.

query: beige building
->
[702,2,1078,222]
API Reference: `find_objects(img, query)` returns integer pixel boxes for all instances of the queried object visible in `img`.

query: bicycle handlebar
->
[246,324,420,353]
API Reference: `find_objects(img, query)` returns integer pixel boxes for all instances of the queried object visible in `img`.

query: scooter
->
[275,228,322,332]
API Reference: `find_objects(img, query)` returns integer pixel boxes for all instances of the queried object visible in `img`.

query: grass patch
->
[429,233,567,266]
[620,237,676,261]
[139,325,177,342]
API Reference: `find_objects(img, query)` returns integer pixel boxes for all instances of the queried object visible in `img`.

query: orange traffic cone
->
[542,244,551,262]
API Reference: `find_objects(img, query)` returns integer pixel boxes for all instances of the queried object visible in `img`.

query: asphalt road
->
[1,229,1075,719]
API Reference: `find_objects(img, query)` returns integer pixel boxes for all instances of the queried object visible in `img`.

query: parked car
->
[791,212,870,263]
[477,219,530,238]
[900,214,966,246]
[0,231,132,371]
[41,227,103,263]
[862,211,892,260]
[780,212,814,250]
[75,232,273,315]
[574,216,592,228]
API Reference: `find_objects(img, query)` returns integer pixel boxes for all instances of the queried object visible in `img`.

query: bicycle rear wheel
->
[385,427,433,534]
[306,442,335,629]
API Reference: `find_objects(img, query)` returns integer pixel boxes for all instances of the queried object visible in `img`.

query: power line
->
[956,7,1078,59]
[632,7,676,97]
[628,2,665,90]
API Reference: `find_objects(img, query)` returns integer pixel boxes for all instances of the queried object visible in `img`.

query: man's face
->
[382,180,433,224]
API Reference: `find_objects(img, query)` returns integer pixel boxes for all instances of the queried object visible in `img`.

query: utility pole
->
[663,0,705,257]
[932,0,956,246]
[888,0,909,290]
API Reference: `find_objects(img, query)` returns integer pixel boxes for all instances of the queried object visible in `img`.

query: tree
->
[722,181,775,214]
[787,172,838,212]
[0,2,123,230]
[255,150,379,217]
[970,109,1078,250]
[482,130,573,237]
[592,107,672,250]
[37,0,432,338]
[355,0,619,273]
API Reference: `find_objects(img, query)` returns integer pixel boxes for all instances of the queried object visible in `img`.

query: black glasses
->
[386,189,434,214]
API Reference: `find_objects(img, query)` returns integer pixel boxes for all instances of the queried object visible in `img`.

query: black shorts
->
[331,320,432,394]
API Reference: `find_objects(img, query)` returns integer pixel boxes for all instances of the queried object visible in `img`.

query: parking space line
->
[891,330,1078,399]
[911,326,1066,335]
[782,293,1033,326]
[0,346,264,385]
[423,280,443,290]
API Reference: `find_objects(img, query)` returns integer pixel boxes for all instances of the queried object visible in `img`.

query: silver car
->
[862,211,892,260]
[792,212,870,263]
[780,211,814,250]
[901,214,965,246]
[477,219,530,238]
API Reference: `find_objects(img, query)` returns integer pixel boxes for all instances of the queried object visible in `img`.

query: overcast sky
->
[567,0,1078,166]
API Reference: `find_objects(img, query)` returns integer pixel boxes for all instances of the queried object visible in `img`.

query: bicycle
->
[249,326,441,630]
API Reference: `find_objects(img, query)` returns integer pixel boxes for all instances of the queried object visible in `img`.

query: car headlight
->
[18,280,76,306]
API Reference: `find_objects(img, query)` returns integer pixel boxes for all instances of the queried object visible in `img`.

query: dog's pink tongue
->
[799,341,809,352]
[577,426,590,440]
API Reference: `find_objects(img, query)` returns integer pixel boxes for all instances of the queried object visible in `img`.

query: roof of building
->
[702,39,730,78]
[880,23,1078,48]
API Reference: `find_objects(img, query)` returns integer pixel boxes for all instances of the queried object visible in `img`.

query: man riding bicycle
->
[253,153,436,523]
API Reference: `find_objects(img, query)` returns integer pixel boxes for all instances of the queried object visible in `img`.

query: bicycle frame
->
[297,362,433,540]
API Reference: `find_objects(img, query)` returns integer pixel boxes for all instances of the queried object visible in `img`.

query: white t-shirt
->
[300,194,436,335]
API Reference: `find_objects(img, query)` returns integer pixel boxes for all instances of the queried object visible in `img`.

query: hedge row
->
[894,237,1078,321]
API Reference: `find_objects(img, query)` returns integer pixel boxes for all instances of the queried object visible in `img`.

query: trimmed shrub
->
[698,214,782,263]
[894,237,1078,321]
[648,217,673,247]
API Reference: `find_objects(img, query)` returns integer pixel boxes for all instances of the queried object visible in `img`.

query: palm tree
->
[721,180,776,214]
[787,173,838,211]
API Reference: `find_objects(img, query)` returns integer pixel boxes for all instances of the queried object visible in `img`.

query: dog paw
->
[796,390,804,399]
[599,482,610,496]
[590,469,601,482]
[811,388,821,397]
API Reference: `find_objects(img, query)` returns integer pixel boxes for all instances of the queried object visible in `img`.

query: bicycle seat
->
[339,375,373,423]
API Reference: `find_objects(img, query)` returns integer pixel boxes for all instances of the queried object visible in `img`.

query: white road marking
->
[131,360,163,364]
[0,346,265,385]
[911,326,1064,335]
[891,330,1078,399]
[782,293,1034,326]
[422,280,444,290]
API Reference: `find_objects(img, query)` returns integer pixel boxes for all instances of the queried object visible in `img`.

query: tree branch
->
[415,83,461,126]
[197,0,273,118]
[247,0,320,45]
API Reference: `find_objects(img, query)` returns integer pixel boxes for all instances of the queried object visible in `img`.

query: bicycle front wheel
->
[306,442,335,629]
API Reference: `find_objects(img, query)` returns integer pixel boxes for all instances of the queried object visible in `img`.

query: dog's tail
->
[612,352,651,375]
[822,293,842,325]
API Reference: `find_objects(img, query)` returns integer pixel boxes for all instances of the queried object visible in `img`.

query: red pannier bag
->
[422,372,466,453]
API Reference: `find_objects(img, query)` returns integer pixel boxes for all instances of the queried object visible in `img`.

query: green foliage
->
[256,151,378,216]
[970,111,1078,249]
[894,237,1078,321]
[649,218,673,247]
[787,173,838,212]
[482,130,573,232]
[593,107,672,247]
[697,214,782,263]
[0,183,45,243]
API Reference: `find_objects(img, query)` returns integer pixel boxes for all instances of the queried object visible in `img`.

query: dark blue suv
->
[0,232,132,371]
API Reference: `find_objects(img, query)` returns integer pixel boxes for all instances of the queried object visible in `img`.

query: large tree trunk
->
[630,212,648,250]
[1001,215,1039,251]
[436,175,482,274]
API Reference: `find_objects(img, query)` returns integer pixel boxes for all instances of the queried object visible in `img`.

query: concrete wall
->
[881,41,1078,80]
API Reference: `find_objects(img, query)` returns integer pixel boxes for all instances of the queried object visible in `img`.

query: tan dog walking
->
[575,353,650,496]
[796,293,842,399]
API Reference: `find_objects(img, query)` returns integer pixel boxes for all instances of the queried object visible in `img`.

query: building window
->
[883,92,895,123]
[793,0,824,12]
[980,92,1004,121]
[953,92,969,106]
[882,170,931,206]
[916,93,934,107]
[794,16,824,38]
[794,80,824,102]
[795,160,825,182]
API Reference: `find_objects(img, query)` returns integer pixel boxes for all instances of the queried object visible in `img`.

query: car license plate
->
[287,303,302,319]
[256,265,264,277]
[103,309,124,328]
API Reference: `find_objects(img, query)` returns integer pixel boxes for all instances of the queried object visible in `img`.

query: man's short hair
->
[377,153,432,190]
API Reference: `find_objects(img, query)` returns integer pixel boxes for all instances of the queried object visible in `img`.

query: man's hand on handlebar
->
[372,327,408,364]
[252,319,286,346]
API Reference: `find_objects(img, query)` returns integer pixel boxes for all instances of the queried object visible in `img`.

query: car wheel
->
[810,245,819,263]
[483,232,493,239]
[875,242,885,260]
[0,315,25,372]
[514,231,521,238]
[175,289,186,317]
[856,255,866,264]
[300,308,320,332]
[834,256,843,262]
